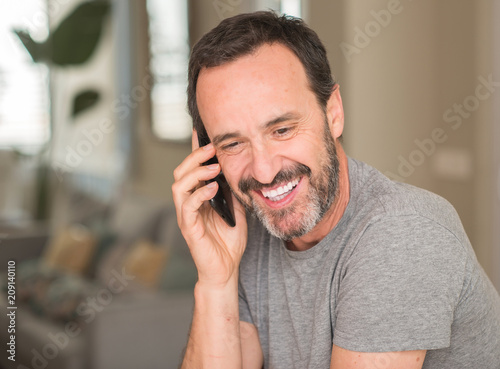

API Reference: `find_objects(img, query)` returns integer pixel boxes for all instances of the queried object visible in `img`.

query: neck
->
[286,144,350,252]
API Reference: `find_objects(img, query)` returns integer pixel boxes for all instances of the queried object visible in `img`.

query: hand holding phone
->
[172,126,247,291]
[197,128,236,227]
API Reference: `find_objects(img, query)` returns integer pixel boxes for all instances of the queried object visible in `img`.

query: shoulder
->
[348,158,469,247]
[342,159,475,280]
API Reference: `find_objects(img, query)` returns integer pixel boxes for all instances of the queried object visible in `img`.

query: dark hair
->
[187,11,336,133]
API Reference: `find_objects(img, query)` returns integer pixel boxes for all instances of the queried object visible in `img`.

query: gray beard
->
[234,121,340,241]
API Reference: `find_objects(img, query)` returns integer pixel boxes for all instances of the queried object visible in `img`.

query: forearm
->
[181,276,242,369]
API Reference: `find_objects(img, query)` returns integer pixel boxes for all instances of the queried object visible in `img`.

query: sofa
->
[0,190,197,369]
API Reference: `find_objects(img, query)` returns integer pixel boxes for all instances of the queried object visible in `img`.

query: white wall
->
[491,0,500,289]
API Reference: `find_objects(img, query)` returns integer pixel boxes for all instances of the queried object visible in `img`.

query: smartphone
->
[197,127,236,227]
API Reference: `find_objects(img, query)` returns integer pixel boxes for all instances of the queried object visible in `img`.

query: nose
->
[249,143,281,185]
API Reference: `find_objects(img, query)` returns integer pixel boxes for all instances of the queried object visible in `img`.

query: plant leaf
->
[72,90,100,118]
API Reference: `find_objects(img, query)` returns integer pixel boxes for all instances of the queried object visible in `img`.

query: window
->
[0,0,50,153]
[147,0,191,142]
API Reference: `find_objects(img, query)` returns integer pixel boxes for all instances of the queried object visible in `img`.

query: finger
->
[173,143,216,182]
[181,181,219,230]
[172,164,220,229]
[173,162,221,202]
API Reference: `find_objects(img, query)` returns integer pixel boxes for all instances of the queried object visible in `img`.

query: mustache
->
[238,164,311,194]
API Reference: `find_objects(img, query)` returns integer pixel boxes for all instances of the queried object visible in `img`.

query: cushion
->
[122,240,169,288]
[42,224,97,275]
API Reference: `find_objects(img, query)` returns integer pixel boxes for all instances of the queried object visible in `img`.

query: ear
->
[325,85,344,140]
[192,129,200,151]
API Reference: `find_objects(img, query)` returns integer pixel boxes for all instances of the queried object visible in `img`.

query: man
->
[172,11,500,369]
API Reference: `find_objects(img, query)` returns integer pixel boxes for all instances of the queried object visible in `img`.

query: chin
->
[254,201,322,241]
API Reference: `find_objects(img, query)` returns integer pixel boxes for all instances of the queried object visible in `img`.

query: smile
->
[261,178,300,202]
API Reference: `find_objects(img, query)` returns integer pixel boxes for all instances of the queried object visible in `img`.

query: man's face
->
[237,118,339,240]
[196,43,343,240]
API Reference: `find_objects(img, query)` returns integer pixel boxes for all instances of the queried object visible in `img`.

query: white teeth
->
[261,178,300,201]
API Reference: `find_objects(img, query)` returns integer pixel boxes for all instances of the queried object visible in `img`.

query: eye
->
[273,125,297,139]
[219,140,244,155]
[275,127,289,135]
[222,141,239,150]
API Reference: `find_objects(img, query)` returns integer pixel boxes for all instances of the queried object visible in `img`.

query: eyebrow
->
[212,132,242,146]
[211,112,301,146]
[263,112,301,130]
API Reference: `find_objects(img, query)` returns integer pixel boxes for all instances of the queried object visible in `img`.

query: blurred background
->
[0,0,499,368]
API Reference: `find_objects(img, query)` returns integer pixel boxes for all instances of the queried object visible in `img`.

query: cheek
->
[220,157,248,192]
[219,135,325,189]
[281,135,323,167]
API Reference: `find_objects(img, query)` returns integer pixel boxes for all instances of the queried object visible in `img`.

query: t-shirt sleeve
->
[333,215,467,352]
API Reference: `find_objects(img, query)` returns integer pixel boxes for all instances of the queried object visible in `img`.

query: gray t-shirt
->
[239,157,500,369]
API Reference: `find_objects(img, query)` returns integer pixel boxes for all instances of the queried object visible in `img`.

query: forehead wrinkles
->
[196,44,312,129]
